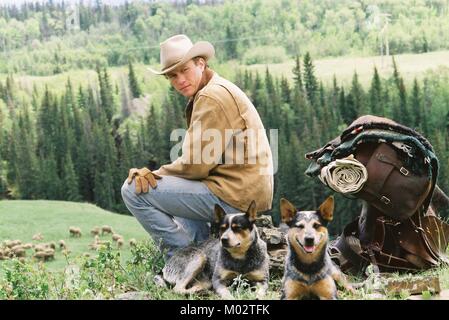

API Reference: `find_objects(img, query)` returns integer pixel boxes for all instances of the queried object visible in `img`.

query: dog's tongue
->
[304,245,315,253]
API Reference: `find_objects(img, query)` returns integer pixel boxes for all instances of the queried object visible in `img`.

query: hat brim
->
[147,41,215,75]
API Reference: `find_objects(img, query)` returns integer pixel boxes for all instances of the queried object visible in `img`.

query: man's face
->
[166,59,205,98]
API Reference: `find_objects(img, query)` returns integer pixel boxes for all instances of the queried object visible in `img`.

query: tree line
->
[0,0,449,75]
[1,54,449,236]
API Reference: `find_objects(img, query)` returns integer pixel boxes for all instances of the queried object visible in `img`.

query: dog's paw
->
[346,285,357,295]
[218,290,234,300]
[255,289,267,300]
[153,274,167,288]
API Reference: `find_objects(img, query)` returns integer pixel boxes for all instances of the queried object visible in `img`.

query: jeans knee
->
[121,179,156,209]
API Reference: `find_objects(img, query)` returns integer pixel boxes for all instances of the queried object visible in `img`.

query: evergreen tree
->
[147,104,163,168]
[264,68,281,128]
[318,82,333,141]
[40,9,50,40]
[422,36,429,53]
[411,78,424,131]
[330,76,343,127]
[303,52,318,107]
[392,56,401,89]
[0,81,5,104]
[160,101,175,164]
[292,55,303,91]
[224,25,238,60]
[119,124,136,172]
[128,61,142,98]
[120,77,131,118]
[11,114,38,199]
[55,96,73,174]
[97,65,115,123]
[421,79,433,137]
[280,77,291,105]
[252,72,268,122]
[350,72,367,117]
[243,70,253,92]
[37,87,56,157]
[87,85,99,120]
[62,154,82,202]
[168,85,187,129]
[31,84,40,111]
[369,67,383,116]
[77,85,87,110]
[396,78,411,125]
[37,152,61,200]
[339,88,353,125]
[92,113,116,210]
[77,123,95,202]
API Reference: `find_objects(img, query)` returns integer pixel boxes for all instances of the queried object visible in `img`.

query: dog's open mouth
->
[302,245,316,253]
[295,237,316,253]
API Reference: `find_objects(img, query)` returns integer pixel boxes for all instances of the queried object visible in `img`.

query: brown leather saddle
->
[305,115,449,275]
[330,200,449,275]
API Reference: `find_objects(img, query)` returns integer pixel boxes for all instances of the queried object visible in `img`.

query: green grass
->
[0,200,149,272]
[1,200,449,300]
[0,200,282,299]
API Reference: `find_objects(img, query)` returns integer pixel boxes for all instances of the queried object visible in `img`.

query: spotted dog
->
[280,196,354,300]
[160,201,269,299]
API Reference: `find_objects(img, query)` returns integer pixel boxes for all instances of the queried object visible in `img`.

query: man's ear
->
[194,57,206,72]
[200,59,206,72]
[214,204,226,225]
[245,200,257,223]
[280,198,297,224]
[318,196,334,222]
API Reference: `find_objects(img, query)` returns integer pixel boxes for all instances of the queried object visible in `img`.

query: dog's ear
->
[318,196,334,222]
[280,198,296,223]
[214,204,226,224]
[245,200,257,223]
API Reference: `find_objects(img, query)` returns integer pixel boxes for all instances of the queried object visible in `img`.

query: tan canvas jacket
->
[155,72,274,212]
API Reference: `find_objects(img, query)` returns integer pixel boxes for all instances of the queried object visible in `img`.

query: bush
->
[1,260,51,299]
[0,239,167,300]
[242,46,289,65]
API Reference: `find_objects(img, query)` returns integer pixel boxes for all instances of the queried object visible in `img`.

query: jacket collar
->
[185,68,216,126]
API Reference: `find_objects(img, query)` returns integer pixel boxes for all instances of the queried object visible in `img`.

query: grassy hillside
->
[247,50,449,87]
[0,200,149,272]
[0,200,281,299]
[1,200,449,300]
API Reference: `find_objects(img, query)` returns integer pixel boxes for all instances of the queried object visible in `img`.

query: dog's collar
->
[287,261,329,285]
[288,246,327,274]
[220,232,265,274]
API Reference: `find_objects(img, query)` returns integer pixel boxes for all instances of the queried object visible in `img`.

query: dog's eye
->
[313,223,321,229]
[232,226,242,231]
[220,225,227,232]
[295,223,305,229]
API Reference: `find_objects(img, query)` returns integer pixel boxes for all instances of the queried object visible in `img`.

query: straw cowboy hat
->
[148,34,215,75]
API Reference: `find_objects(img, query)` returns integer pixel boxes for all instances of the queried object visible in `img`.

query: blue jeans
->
[121,175,240,259]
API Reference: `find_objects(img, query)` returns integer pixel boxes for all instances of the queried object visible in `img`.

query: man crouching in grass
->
[121,34,274,261]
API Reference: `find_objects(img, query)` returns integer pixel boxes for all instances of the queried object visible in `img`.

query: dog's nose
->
[304,237,315,246]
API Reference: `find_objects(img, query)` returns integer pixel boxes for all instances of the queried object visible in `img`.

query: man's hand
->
[127,167,162,194]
